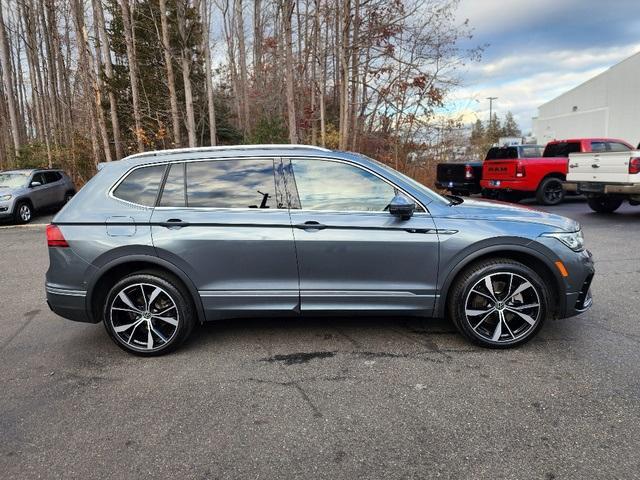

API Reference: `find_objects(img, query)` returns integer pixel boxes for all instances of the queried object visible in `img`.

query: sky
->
[450,0,640,134]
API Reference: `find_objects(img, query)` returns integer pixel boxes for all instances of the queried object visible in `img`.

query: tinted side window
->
[113,165,166,206]
[543,142,581,157]
[591,141,607,153]
[607,142,631,152]
[159,163,185,207]
[44,172,62,183]
[289,159,397,212]
[31,173,46,185]
[186,159,277,208]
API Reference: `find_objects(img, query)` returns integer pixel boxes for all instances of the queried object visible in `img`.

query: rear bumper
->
[45,285,96,323]
[564,181,640,195]
[480,179,534,192]
[434,180,480,193]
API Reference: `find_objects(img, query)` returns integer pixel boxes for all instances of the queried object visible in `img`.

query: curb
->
[0,223,49,230]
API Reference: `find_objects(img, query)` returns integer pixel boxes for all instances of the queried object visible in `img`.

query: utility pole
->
[486,96,498,125]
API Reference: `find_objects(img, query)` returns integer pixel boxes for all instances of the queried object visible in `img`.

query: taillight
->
[46,224,69,247]
[629,157,640,175]
[515,163,526,178]
[464,165,474,180]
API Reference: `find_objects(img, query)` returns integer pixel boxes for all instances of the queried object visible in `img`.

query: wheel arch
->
[435,244,564,319]
[86,254,206,325]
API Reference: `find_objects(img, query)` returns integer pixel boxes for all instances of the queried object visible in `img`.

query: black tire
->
[448,258,550,349]
[13,201,33,224]
[587,195,623,213]
[103,270,196,356]
[536,177,565,205]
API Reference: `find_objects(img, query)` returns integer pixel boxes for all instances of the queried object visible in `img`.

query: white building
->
[532,51,640,146]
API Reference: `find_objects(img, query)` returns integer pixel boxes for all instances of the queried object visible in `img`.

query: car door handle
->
[159,218,190,229]
[295,221,326,231]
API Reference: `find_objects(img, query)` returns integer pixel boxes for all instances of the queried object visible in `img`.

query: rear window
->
[113,165,166,206]
[485,147,518,160]
[543,142,581,157]
[520,146,543,158]
[608,142,631,152]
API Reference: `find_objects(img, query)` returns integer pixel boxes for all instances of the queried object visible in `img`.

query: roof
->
[107,144,350,169]
[0,168,61,175]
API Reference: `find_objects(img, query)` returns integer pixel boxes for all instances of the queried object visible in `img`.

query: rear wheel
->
[103,271,195,356]
[14,201,33,224]
[536,177,565,205]
[448,258,549,348]
[587,195,623,213]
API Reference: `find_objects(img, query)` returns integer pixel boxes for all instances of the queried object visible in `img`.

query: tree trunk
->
[235,0,250,135]
[159,0,182,147]
[90,0,113,162]
[72,0,101,166]
[94,0,123,159]
[176,0,197,147]
[119,0,144,152]
[0,5,21,160]
[282,0,297,144]
[202,0,217,145]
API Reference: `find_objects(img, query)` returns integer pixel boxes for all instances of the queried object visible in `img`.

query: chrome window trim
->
[108,154,429,214]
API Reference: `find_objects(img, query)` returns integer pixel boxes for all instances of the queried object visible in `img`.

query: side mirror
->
[388,194,416,220]
[30,181,42,188]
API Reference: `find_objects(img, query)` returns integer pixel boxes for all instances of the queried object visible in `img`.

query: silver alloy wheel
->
[464,272,541,343]
[109,283,179,351]
[19,204,31,222]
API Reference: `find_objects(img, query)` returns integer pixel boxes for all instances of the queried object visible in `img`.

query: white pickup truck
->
[564,150,640,213]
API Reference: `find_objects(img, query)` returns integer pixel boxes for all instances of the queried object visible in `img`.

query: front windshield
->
[0,173,28,188]
[359,154,451,206]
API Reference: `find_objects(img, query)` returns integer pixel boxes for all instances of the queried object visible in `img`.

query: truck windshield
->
[0,173,28,188]
[543,142,581,157]
[485,147,518,160]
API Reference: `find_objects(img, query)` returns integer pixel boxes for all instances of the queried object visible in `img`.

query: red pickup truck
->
[480,138,634,205]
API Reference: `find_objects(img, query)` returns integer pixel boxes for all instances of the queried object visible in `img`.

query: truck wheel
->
[587,195,623,213]
[536,177,565,205]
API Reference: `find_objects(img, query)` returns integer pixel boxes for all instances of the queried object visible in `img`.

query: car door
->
[43,171,65,206]
[28,172,49,209]
[285,157,440,314]
[150,157,300,319]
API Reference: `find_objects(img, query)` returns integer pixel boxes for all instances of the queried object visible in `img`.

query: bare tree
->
[119,0,144,152]
[176,0,197,147]
[202,0,217,145]
[0,4,21,160]
[158,0,182,147]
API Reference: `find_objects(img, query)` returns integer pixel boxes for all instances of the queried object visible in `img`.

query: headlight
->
[0,194,11,201]
[542,230,584,252]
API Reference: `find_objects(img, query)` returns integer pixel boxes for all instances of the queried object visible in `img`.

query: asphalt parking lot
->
[1,199,639,479]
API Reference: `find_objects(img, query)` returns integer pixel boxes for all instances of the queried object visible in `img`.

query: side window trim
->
[283,157,427,214]
[154,157,286,211]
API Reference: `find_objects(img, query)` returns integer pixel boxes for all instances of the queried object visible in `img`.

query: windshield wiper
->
[445,194,464,206]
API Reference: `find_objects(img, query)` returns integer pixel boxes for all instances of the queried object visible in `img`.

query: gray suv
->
[45,145,594,355]
[0,169,75,224]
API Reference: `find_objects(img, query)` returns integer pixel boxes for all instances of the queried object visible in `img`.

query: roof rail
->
[122,144,332,161]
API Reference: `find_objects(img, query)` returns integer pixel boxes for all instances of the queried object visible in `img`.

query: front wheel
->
[103,271,195,356]
[14,202,33,224]
[587,195,623,213]
[448,258,549,348]
[536,177,565,205]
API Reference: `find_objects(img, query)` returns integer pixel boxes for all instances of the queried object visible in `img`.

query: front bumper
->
[556,248,595,318]
[0,199,14,219]
[564,181,640,195]
[46,285,95,323]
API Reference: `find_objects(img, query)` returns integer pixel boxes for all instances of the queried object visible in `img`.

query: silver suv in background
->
[45,145,594,355]
[0,169,76,223]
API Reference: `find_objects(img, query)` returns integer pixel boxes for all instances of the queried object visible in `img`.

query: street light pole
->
[486,96,498,125]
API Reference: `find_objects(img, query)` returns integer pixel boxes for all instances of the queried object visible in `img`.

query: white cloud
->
[452,43,640,133]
